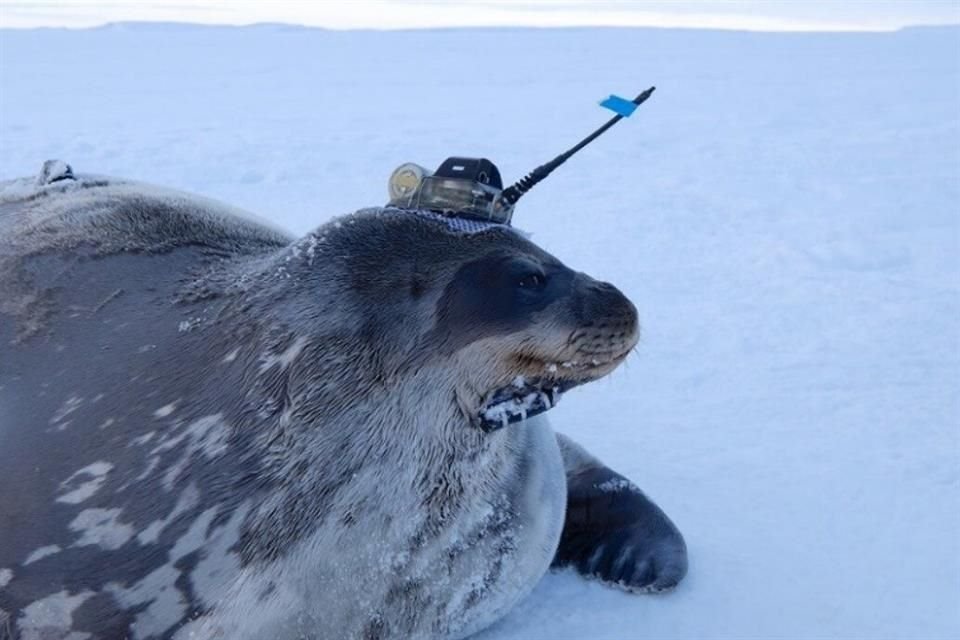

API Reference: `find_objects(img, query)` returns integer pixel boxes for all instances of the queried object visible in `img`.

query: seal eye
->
[517,273,546,290]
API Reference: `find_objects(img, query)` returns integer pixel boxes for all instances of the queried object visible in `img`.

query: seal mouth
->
[478,376,577,432]
[477,351,631,432]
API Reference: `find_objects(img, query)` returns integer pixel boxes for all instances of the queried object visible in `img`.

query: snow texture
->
[1,23,958,640]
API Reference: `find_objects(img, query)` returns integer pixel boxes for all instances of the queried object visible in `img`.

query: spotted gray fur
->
[0,163,686,640]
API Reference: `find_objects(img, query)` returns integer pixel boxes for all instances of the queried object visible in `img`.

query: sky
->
[1,0,958,32]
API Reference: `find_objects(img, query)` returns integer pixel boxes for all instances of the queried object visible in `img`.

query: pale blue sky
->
[1,0,958,31]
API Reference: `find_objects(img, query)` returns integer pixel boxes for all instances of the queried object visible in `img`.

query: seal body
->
[0,166,644,639]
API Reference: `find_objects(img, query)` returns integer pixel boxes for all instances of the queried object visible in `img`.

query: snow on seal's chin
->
[476,348,636,432]
[477,375,579,432]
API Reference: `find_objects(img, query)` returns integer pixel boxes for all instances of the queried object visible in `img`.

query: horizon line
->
[2,18,959,34]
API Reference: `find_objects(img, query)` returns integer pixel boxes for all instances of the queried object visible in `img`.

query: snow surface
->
[1,23,958,640]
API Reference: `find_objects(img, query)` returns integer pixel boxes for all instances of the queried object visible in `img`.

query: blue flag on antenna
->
[599,95,638,117]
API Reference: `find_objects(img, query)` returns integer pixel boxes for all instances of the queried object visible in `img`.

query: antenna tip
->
[633,86,656,105]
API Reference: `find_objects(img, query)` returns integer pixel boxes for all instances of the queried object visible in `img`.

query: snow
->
[482,389,551,427]
[2,23,958,640]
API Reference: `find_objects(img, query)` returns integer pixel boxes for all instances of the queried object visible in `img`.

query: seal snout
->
[474,274,639,433]
[569,275,640,362]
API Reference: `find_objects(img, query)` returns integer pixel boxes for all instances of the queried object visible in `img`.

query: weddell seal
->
[0,161,687,640]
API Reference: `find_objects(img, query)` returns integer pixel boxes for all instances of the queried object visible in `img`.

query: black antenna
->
[501,86,656,206]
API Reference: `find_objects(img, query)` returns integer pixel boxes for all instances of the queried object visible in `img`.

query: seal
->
[0,161,686,640]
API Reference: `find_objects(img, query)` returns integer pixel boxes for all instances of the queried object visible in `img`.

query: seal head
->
[276,208,639,434]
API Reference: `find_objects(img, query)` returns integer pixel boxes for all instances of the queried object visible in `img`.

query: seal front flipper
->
[552,433,687,593]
